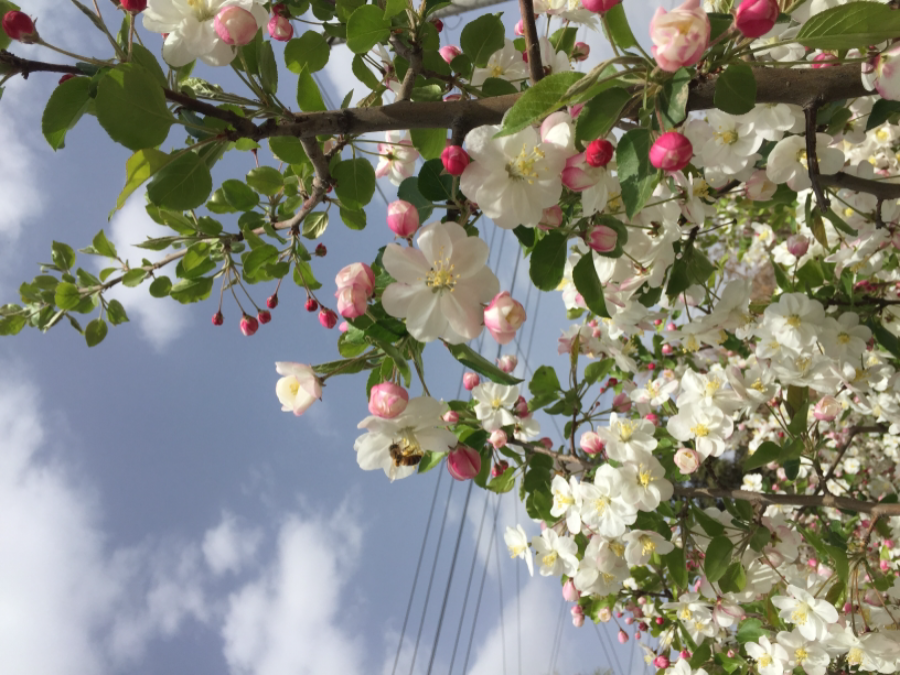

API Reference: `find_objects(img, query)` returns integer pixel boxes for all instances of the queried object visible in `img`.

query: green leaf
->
[352,54,382,89]
[867,99,900,131]
[575,87,631,147]
[497,72,583,137]
[704,536,734,582]
[285,31,331,73]
[487,468,516,493]
[116,149,172,210]
[714,63,757,115]
[664,547,688,590]
[130,43,168,89]
[736,618,767,644]
[719,561,748,594]
[604,3,637,49]
[346,5,392,54]
[460,13,505,67]
[337,0,365,22]
[122,269,148,287]
[296,66,326,112]
[744,441,782,470]
[147,151,213,211]
[221,179,260,211]
[91,230,117,259]
[95,63,173,151]
[85,318,108,347]
[333,158,376,210]
[571,254,610,318]
[583,358,614,385]
[796,1,900,50]
[41,75,92,151]
[258,40,278,95]
[340,206,367,230]
[417,158,454,201]
[417,450,447,474]
[55,282,82,310]
[106,299,129,325]
[659,68,692,127]
[398,177,433,222]
[616,129,659,219]
[52,241,76,271]
[410,128,447,160]
[383,0,407,18]
[247,166,284,196]
[529,365,561,397]
[243,244,279,276]
[482,77,518,97]
[303,212,329,239]
[529,231,569,292]
[148,276,172,298]
[445,342,523,384]
[169,277,214,304]
[269,136,309,165]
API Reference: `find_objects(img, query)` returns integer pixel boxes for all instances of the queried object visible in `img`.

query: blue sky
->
[0,1,669,673]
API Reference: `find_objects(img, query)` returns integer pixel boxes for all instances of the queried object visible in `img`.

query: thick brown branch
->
[819,172,900,200]
[805,101,831,211]
[518,0,543,85]
[163,88,257,135]
[0,49,83,77]
[674,486,900,517]
[390,35,422,103]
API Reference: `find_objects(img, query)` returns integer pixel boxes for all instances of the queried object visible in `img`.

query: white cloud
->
[106,189,192,350]
[221,509,366,675]
[203,512,263,576]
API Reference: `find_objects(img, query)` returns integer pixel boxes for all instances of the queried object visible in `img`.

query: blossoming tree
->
[7,0,900,671]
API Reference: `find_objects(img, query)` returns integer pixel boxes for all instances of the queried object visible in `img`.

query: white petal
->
[383,244,429,284]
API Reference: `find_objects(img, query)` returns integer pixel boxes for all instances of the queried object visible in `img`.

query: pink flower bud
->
[59,73,77,84]
[484,292,527,345]
[572,42,590,62]
[734,0,778,38]
[268,14,293,41]
[514,396,529,417]
[491,460,509,477]
[644,413,660,426]
[514,19,526,35]
[654,656,670,669]
[339,321,349,333]
[612,392,631,412]
[497,354,518,373]
[438,45,461,64]
[745,169,777,201]
[881,559,890,571]
[212,311,224,326]
[568,103,585,119]
[490,429,508,449]
[586,224,618,253]
[240,314,259,336]
[335,262,375,297]
[875,43,900,101]
[447,445,482,481]
[335,284,369,319]
[318,308,338,329]
[813,395,841,422]
[624,616,634,625]
[649,131,693,171]
[121,0,148,11]
[538,205,563,230]
[787,234,810,258]
[443,410,459,424]
[571,605,585,627]
[661,344,674,355]
[214,6,259,46]
[617,630,629,644]
[315,243,327,257]
[387,200,420,237]
[812,52,838,68]
[305,298,319,312]
[674,447,701,473]
[463,372,480,391]
[562,162,594,192]
[581,0,622,12]
[580,431,605,455]
[540,437,553,449]
[441,145,470,176]
[649,0,710,72]
[563,579,580,602]
[655,617,665,625]
[432,18,443,31]
[368,382,409,418]
[585,139,614,167]
[266,294,279,309]
[258,309,272,324]
[2,11,37,42]
[680,650,691,660]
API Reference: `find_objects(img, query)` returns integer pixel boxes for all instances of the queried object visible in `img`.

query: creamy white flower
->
[354,397,457,481]
[767,134,844,191]
[274,362,322,416]
[470,39,529,87]
[745,636,789,675]
[382,221,499,343]
[472,382,518,432]
[819,312,871,364]
[756,292,826,350]
[577,464,637,537]
[701,110,762,173]
[505,524,534,576]
[771,585,839,640]
[531,529,579,577]
[619,456,674,511]
[598,413,658,463]
[667,405,733,459]
[375,131,420,186]
[550,474,583,534]
[775,629,830,675]
[676,369,743,414]
[622,529,674,566]
[143,0,268,66]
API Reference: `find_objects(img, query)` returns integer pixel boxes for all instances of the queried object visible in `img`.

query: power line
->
[548,600,566,675]
[494,511,507,675]
[594,621,625,675]
[461,494,502,674]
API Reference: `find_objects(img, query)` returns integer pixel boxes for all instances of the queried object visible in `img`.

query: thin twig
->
[804,101,831,211]
[518,0,544,84]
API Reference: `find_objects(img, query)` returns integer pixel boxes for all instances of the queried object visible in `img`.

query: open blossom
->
[143,0,268,67]
[766,133,844,191]
[619,456,674,510]
[622,529,674,566]
[577,464,637,537]
[532,529,579,577]
[505,525,534,576]
[772,586,839,640]
[649,0,710,72]
[597,413,658,463]
[375,131,419,185]
[275,362,322,416]
[667,405,733,459]
[354,397,457,481]
[470,39,529,87]
[550,475,583,534]
[381,221,499,343]
[472,382,518,431]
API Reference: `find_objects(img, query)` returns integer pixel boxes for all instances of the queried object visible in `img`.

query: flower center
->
[791,604,810,625]
[794,647,808,664]
[506,144,545,184]
[679,607,692,621]
[617,420,636,441]
[490,64,504,78]
[838,332,851,344]
[750,378,766,392]
[186,0,215,21]
[705,378,722,397]
[425,249,459,293]
[691,423,709,438]
[758,655,772,668]
[288,380,301,396]
[848,647,863,665]
[786,314,802,328]
[714,128,738,145]
[693,179,710,198]
[542,551,558,568]
[610,542,625,557]
[796,149,808,169]
[508,542,525,558]
[637,465,652,488]
[640,536,656,556]
[555,493,575,507]
[593,497,609,514]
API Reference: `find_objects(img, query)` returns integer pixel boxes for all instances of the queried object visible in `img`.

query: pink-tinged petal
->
[381,283,420,319]
[383,244,430,284]
[561,166,595,192]
[460,267,500,304]
[406,290,445,342]
[417,222,453,265]
[449,236,490,278]
[440,292,484,342]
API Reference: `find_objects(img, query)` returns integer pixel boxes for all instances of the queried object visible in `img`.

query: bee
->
[389,443,423,467]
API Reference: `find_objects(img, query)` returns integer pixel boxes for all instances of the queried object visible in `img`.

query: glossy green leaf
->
[410,127,447,160]
[604,3,637,49]
[714,63,757,115]
[797,1,900,50]
[704,536,734,582]
[445,342,523,384]
[116,149,172,210]
[148,276,172,298]
[246,166,284,195]
[169,277,214,304]
[659,68,692,127]
[346,5,392,54]
[55,282,81,310]
[460,13,505,67]
[147,151,213,211]
[333,158,376,210]
[417,158,454,201]
[616,129,659,219]
[269,136,309,164]
[106,299,129,325]
[529,231,569,292]
[497,72,583,137]
[95,63,173,151]
[572,254,610,318]
[41,75,92,151]
[221,179,260,211]
[296,67,326,112]
[285,31,331,73]
[302,212,329,239]
[340,206,367,230]
[85,318,108,347]
[575,87,631,146]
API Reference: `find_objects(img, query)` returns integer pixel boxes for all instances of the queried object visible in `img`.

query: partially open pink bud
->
[368,382,409,418]
[674,447,701,473]
[514,19,525,35]
[586,224,618,253]
[214,6,259,46]
[121,0,148,11]
[438,45,462,64]
[649,0,710,72]
[539,205,563,230]
[680,650,691,660]
[645,413,660,426]
[484,291,527,345]
[336,284,369,319]
[813,395,841,422]
[875,43,900,101]
[258,309,272,324]
[498,354,518,373]
[650,131,693,171]
[540,437,553,449]
[581,0,622,12]
[612,392,632,412]
[734,0,778,38]
[240,314,259,336]
[339,321,349,332]
[787,234,810,258]
[580,431,605,455]
[442,145,470,176]
[514,396,529,417]
[662,344,674,355]
[268,14,293,41]
[812,52,838,68]
[572,42,590,62]
[387,200,420,237]
[335,262,375,297]
[653,656,670,668]
[490,429,508,449]
[571,605,585,627]
[745,169,777,201]
[447,445,482,481]
[212,311,224,326]
[3,11,37,42]
[585,139,614,167]
[318,308,338,329]
[598,607,612,622]
[305,297,319,312]
[463,372,480,391]
[266,294,279,309]
[617,630,629,644]
[443,410,459,424]
[563,579,580,602]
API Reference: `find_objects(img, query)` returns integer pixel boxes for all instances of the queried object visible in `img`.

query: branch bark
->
[518,0,544,85]
[819,172,900,200]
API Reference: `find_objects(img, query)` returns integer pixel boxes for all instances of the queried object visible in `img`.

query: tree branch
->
[389,35,422,102]
[818,172,900,200]
[674,486,900,517]
[0,49,83,77]
[518,0,543,85]
[805,101,831,211]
